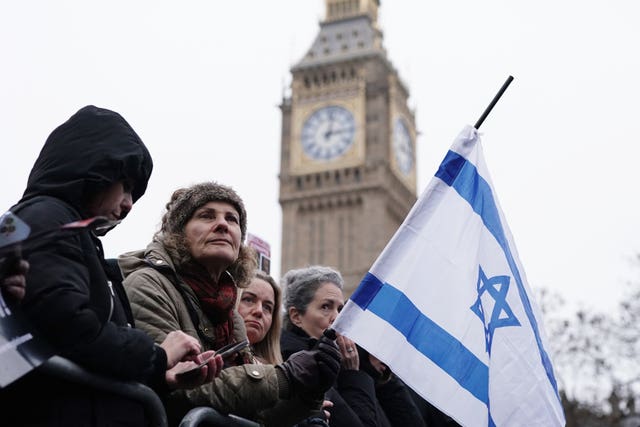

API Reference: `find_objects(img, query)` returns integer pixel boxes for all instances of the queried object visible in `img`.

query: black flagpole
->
[474,75,514,130]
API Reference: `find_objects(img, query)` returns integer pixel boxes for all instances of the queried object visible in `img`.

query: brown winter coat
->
[120,240,319,427]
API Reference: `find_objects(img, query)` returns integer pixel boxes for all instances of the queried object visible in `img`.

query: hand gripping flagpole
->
[474,75,514,130]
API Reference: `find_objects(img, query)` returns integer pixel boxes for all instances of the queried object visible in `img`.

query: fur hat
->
[161,182,247,240]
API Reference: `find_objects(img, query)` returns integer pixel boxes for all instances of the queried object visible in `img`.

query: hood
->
[21,105,153,215]
[118,239,173,279]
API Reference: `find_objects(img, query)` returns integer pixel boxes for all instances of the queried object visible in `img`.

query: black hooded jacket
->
[2,106,161,426]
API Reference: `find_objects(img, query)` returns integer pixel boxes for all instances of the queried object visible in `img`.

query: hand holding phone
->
[175,339,249,381]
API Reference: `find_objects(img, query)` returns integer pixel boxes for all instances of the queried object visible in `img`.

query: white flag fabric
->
[332,125,565,427]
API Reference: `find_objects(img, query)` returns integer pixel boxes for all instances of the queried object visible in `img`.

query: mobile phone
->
[216,339,249,360]
[175,339,249,380]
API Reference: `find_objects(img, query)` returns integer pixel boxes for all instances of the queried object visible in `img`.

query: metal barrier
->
[178,407,260,427]
[40,355,261,427]
[40,355,169,427]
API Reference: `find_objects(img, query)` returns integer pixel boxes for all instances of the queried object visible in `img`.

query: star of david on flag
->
[471,266,521,355]
[333,125,565,426]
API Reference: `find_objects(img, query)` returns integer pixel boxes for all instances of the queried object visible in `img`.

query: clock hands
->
[325,127,353,139]
[324,118,353,141]
[323,111,340,140]
[302,105,355,160]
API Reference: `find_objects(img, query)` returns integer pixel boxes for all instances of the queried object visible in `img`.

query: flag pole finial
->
[474,75,514,130]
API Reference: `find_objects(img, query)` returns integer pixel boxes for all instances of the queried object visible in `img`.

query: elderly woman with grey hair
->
[120,183,341,427]
[281,265,386,427]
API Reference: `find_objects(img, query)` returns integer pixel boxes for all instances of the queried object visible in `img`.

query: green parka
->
[119,240,319,427]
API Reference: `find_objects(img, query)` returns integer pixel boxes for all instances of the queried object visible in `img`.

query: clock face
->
[301,106,355,161]
[393,117,413,175]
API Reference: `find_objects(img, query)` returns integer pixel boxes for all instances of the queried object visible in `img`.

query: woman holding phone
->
[120,182,341,427]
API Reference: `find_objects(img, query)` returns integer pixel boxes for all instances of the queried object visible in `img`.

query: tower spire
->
[324,0,379,25]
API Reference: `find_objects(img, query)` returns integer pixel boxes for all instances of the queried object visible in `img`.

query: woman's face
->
[184,201,242,276]
[238,277,275,345]
[86,180,133,222]
[291,282,344,339]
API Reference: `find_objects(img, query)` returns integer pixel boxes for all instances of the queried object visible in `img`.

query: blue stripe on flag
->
[436,150,560,397]
[352,272,490,404]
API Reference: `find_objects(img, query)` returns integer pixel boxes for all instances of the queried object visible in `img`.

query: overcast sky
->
[1,1,638,316]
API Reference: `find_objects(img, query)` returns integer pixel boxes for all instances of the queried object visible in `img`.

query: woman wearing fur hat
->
[120,181,342,427]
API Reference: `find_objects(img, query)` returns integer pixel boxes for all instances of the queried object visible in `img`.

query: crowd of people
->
[0,105,458,426]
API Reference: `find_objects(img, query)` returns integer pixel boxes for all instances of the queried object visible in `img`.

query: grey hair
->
[281,265,344,331]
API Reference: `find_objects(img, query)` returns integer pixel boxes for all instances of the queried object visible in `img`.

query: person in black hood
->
[1,105,222,426]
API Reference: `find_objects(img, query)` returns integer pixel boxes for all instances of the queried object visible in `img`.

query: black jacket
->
[357,346,426,427]
[2,106,161,426]
[406,386,462,427]
[281,326,384,427]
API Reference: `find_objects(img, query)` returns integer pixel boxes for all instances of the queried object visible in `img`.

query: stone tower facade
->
[279,0,417,295]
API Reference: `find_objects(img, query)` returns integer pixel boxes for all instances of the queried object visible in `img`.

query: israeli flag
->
[333,125,565,426]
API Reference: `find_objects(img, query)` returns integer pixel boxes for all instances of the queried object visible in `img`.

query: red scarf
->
[182,270,237,351]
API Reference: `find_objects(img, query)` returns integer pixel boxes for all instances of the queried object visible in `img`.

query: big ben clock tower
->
[279,0,417,295]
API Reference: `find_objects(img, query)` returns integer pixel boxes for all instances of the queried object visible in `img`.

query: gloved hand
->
[297,412,330,427]
[314,329,341,390]
[277,329,341,399]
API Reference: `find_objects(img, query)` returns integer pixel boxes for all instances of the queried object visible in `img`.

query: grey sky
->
[1,1,638,315]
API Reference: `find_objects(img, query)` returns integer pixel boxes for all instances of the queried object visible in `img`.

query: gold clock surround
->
[290,95,365,175]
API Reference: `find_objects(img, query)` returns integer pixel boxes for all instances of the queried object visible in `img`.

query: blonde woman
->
[237,270,283,364]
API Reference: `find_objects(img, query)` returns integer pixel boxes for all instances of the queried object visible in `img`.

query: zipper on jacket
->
[106,280,115,322]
